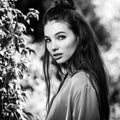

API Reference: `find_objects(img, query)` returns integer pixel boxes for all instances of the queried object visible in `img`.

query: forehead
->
[44,21,71,36]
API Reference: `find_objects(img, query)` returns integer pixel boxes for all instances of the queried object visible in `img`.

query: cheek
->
[46,44,52,54]
[64,40,78,54]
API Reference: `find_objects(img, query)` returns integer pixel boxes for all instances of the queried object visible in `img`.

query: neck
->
[60,62,79,77]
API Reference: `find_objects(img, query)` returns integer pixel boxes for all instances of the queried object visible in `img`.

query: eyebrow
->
[44,31,66,38]
[55,31,66,36]
[44,36,49,38]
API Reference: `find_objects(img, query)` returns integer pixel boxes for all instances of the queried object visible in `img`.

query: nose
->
[51,41,58,52]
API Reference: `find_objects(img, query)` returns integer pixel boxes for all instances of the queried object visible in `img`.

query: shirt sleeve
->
[72,85,100,120]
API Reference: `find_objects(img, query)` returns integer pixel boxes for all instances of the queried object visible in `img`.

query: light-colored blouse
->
[46,71,100,120]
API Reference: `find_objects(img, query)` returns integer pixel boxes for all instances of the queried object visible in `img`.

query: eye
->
[57,35,66,40]
[44,37,51,43]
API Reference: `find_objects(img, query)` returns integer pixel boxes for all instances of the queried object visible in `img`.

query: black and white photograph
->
[0,0,120,120]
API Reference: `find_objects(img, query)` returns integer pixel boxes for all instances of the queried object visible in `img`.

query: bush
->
[0,0,39,119]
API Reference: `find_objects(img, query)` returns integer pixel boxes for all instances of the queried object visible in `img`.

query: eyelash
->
[57,35,66,40]
[44,35,66,43]
[45,38,51,43]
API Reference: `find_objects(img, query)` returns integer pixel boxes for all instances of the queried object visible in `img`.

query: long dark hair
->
[43,1,110,120]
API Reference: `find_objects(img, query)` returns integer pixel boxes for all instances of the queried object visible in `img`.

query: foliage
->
[0,0,39,119]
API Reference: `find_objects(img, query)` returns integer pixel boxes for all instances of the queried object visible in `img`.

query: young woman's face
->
[44,20,79,64]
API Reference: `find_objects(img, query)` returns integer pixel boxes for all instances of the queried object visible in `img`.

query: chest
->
[46,79,73,120]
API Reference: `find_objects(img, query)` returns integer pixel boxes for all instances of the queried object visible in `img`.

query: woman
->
[43,0,110,120]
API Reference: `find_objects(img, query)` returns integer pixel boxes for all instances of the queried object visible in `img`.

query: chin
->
[56,59,67,64]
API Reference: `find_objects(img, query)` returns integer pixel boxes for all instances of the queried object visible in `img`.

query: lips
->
[53,53,63,60]
[53,53,63,57]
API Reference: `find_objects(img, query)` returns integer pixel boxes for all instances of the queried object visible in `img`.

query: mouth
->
[53,53,63,60]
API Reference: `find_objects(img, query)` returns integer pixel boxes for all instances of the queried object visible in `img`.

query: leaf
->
[2,35,12,48]
[16,23,27,33]
[18,71,23,79]
[14,35,20,52]
[9,58,16,67]
[5,70,16,82]
[21,63,28,72]
[26,47,36,55]
[21,49,28,55]
[17,62,28,72]
[16,9,25,19]
[22,110,38,120]
[0,29,6,39]
[19,43,25,48]
[6,103,17,112]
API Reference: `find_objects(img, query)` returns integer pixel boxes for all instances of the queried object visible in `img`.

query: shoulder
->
[70,71,97,104]
[70,70,94,94]
[70,71,90,87]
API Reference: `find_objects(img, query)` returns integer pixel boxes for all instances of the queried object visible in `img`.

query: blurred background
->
[15,0,120,120]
